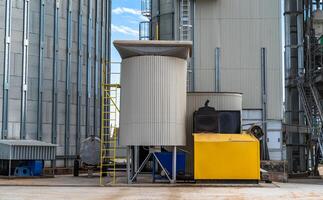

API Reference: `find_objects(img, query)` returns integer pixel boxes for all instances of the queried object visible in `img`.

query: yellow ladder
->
[100,84,120,185]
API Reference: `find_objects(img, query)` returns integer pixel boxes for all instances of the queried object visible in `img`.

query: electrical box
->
[194,133,260,180]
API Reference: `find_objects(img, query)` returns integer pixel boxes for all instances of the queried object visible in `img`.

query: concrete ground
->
[0,166,322,200]
[0,176,323,199]
[0,182,323,200]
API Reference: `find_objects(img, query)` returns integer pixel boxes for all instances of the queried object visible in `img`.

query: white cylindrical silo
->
[114,40,192,146]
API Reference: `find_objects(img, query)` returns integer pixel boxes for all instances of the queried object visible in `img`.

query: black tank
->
[193,100,241,133]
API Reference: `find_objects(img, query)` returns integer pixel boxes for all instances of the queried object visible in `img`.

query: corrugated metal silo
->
[0,0,111,167]
[114,40,192,146]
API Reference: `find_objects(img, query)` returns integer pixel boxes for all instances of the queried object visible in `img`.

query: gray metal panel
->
[194,0,282,119]
[0,140,56,160]
[0,0,110,167]
[119,55,187,146]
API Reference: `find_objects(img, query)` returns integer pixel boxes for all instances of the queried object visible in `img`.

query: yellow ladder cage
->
[100,83,121,185]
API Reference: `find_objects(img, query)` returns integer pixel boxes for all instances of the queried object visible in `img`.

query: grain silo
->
[0,0,112,168]
[114,40,192,183]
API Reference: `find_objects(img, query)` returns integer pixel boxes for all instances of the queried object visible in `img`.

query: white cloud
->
[112,7,149,22]
[112,7,141,15]
[111,24,139,36]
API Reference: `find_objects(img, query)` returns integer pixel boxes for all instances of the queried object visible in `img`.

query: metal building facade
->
[0,0,112,167]
[148,0,283,160]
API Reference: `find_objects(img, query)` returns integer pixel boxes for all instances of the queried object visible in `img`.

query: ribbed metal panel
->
[184,92,242,174]
[120,56,187,146]
[193,0,282,119]
[0,140,56,160]
[0,0,111,167]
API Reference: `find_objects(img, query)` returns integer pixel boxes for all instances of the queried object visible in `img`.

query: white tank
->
[114,40,192,146]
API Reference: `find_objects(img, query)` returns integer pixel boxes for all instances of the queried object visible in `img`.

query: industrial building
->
[0,0,112,169]
[0,0,322,199]
[142,0,283,162]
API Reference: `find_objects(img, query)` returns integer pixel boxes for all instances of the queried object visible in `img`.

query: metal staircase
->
[99,83,120,185]
[180,0,192,41]
[297,80,323,158]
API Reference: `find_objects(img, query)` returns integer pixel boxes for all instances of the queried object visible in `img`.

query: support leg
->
[8,159,11,177]
[172,146,177,184]
[126,146,131,184]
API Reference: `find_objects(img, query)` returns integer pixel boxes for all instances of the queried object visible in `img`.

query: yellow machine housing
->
[194,133,260,180]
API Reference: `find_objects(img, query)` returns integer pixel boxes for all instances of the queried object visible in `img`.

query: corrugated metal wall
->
[120,56,187,146]
[0,0,111,167]
[194,0,282,120]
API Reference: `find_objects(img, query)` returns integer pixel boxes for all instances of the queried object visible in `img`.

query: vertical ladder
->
[180,0,192,41]
[100,84,120,185]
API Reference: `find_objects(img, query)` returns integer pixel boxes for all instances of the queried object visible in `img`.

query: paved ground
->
[0,166,321,200]
[0,182,322,200]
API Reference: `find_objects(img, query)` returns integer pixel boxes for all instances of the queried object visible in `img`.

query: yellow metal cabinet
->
[194,133,260,180]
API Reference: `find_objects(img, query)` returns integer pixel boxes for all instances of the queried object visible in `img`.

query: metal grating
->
[0,140,57,160]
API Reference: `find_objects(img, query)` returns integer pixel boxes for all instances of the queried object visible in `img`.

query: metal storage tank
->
[184,92,242,174]
[114,40,192,146]
[0,0,112,167]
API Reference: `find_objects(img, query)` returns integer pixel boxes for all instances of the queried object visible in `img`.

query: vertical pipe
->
[51,0,60,171]
[65,0,73,167]
[94,0,100,137]
[100,0,105,140]
[172,146,177,183]
[76,0,83,156]
[37,0,45,141]
[20,0,30,140]
[297,0,304,77]
[52,0,60,145]
[2,0,12,139]
[107,0,112,84]
[86,0,93,138]
[192,0,195,91]
[261,47,268,160]
[215,47,221,92]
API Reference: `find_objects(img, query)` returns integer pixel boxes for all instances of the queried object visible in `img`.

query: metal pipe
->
[192,0,196,91]
[261,47,268,160]
[215,47,221,92]
[65,0,73,167]
[37,0,45,141]
[94,0,100,137]
[2,0,12,139]
[52,0,60,145]
[52,0,60,171]
[76,0,84,156]
[86,0,93,137]
[172,146,177,183]
[20,0,30,140]
[107,0,112,85]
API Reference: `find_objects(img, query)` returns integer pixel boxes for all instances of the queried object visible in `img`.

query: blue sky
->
[110,0,146,83]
